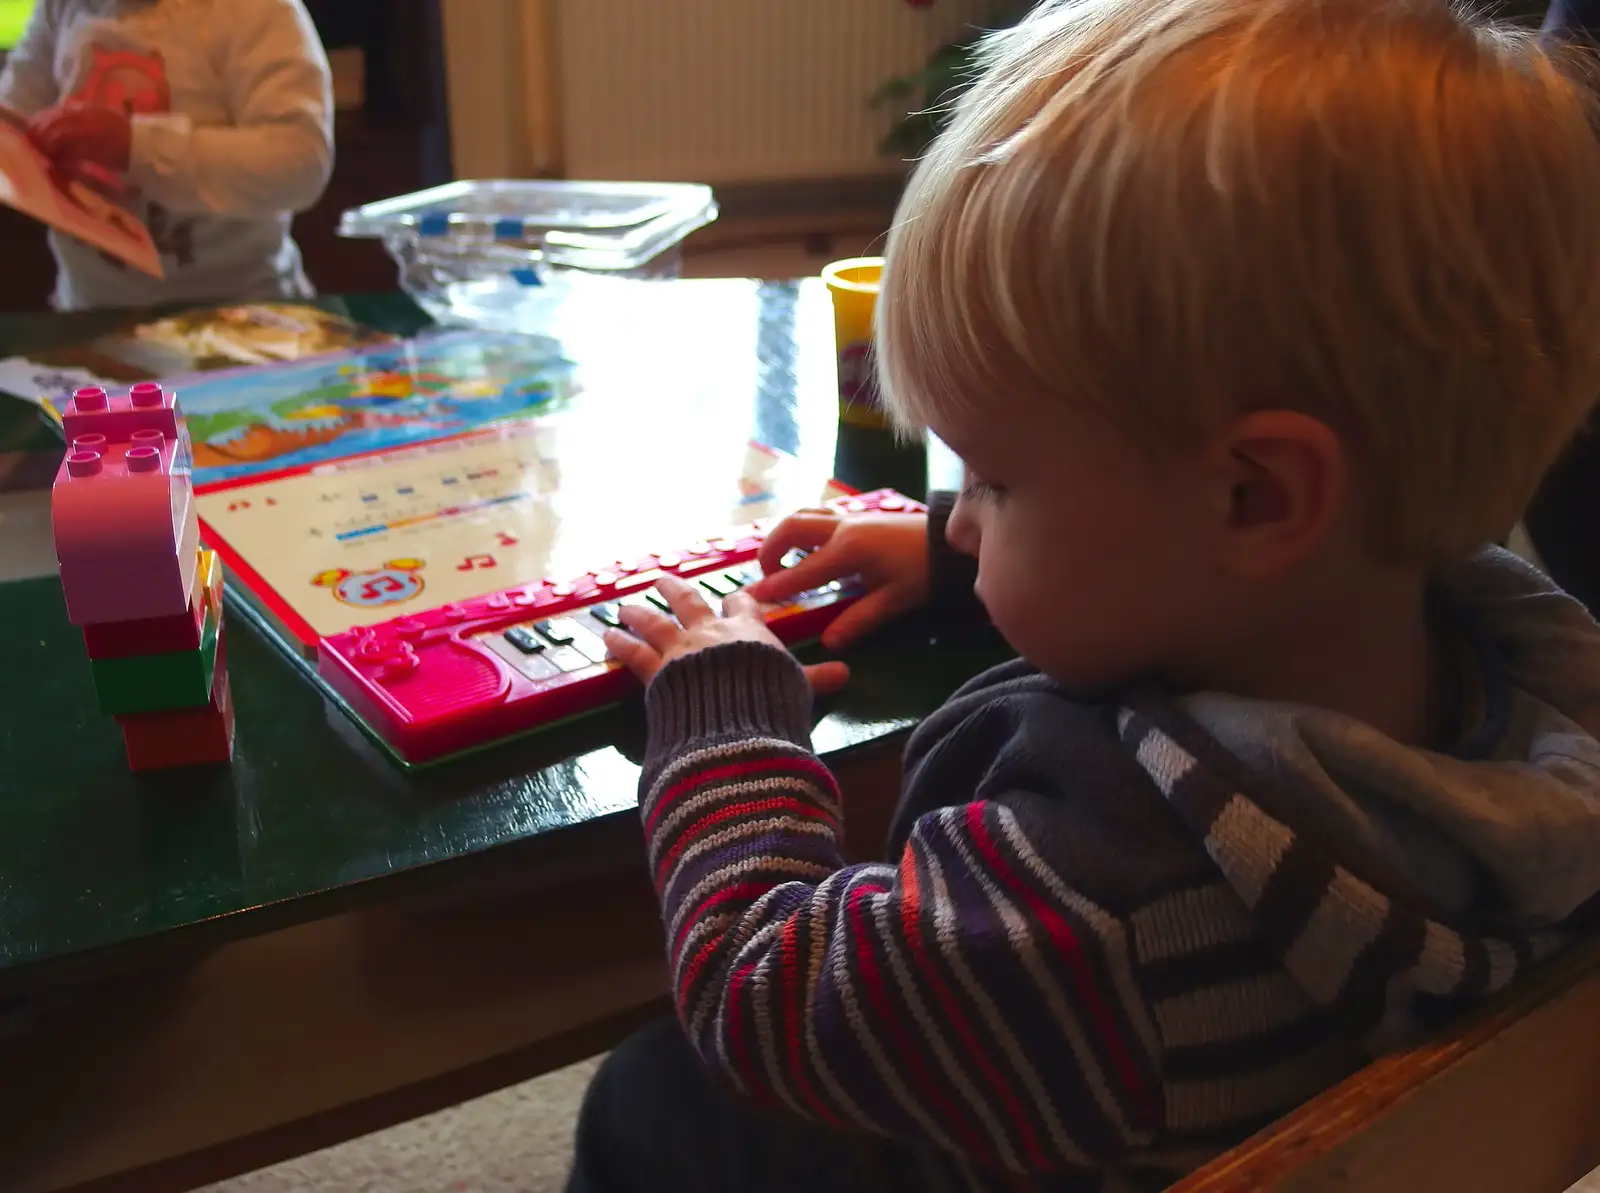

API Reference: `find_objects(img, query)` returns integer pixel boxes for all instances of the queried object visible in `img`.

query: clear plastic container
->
[338,180,719,330]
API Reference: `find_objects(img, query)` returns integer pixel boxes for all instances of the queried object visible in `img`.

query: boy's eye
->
[960,479,1005,503]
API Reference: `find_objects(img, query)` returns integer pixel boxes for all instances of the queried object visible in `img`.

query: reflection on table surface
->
[194,279,845,648]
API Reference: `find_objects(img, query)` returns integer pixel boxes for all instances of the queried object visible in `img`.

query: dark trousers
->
[566,1017,958,1193]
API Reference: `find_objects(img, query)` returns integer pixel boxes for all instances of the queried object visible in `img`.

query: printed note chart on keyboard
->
[196,416,847,652]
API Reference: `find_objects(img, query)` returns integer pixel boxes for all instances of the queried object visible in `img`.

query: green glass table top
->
[0,287,1000,995]
[0,572,993,992]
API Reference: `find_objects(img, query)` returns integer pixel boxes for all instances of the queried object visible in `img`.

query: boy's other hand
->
[745,511,930,650]
[603,575,850,696]
[29,104,132,172]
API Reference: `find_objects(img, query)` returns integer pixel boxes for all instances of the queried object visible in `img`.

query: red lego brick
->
[83,548,221,661]
[115,636,235,773]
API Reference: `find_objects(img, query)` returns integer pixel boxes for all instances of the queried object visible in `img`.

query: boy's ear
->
[1210,411,1346,579]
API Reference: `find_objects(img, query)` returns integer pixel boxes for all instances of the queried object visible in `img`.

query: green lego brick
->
[90,603,221,717]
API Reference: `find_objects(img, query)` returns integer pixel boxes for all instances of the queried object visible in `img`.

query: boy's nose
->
[946,497,982,557]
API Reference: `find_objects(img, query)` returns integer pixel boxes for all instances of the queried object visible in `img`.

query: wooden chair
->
[1170,936,1600,1193]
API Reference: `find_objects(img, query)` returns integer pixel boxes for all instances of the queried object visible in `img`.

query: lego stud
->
[66,450,102,477]
[129,382,165,408]
[73,386,108,411]
[131,428,164,445]
[72,433,106,451]
[125,445,161,473]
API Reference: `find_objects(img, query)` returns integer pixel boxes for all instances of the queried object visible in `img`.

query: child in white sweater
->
[0,0,333,310]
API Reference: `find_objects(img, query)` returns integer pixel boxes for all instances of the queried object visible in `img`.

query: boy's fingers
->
[602,628,661,683]
[754,512,841,577]
[720,589,761,620]
[819,586,906,651]
[616,604,680,653]
[657,574,714,625]
[747,543,854,604]
[802,661,850,697]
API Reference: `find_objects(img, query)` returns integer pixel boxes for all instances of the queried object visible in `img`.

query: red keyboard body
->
[316,489,922,765]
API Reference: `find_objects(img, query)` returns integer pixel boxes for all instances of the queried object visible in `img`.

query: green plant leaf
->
[872,2,1035,157]
[868,72,934,108]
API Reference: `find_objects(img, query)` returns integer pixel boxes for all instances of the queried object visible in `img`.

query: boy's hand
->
[29,105,132,172]
[604,574,850,695]
[745,510,929,649]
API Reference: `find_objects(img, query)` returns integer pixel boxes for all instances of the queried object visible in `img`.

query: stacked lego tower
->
[50,383,236,772]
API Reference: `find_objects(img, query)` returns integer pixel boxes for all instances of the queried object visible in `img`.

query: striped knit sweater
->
[634,507,1600,1191]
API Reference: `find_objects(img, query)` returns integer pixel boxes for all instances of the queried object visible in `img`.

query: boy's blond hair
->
[878,0,1600,563]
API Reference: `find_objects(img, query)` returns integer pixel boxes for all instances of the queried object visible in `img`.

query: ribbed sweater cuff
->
[644,641,815,763]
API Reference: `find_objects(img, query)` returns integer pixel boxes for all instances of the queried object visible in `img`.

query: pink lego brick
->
[60,384,195,479]
[52,430,199,626]
[60,383,180,444]
[82,548,220,660]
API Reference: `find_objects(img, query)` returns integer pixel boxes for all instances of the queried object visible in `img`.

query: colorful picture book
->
[0,302,399,412]
[132,329,576,486]
[0,104,161,276]
[105,302,399,372]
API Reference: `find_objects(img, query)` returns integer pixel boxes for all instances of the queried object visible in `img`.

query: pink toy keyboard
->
[316,489,923,765]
